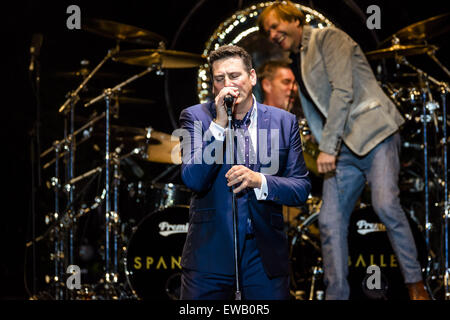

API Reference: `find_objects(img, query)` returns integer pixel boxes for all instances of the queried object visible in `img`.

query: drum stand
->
[84,64,158,299]
[397,55,450,299]
[440,85,449,300]
[36,48,118,299]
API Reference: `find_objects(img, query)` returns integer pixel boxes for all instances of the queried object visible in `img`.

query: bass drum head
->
[125,205,189,300]
[348,204,428,300]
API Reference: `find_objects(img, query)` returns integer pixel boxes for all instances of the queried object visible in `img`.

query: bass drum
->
[289,204,428,300]
[347,204,428,300]
[124,205,189,300]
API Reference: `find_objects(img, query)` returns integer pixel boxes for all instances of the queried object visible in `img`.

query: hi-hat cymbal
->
[113,49,207,69]
[379,13,450,47]
[83,18,167,46]
[365,44,438,60]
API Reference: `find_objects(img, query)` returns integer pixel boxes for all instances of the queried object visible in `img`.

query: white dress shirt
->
[208,96,268,200]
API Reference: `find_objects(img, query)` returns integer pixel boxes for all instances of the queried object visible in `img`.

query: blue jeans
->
[318,133,423,299]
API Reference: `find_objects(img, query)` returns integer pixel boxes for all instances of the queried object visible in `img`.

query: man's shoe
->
[407,280,430,300]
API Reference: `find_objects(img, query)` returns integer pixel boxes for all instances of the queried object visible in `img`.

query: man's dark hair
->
[208,45,253,75]
[257,1,305,36]
[257,59,292,82]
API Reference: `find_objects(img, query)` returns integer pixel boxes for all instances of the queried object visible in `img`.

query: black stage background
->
[1,0,449,300]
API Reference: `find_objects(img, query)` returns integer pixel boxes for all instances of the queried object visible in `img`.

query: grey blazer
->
[297,26,404,156]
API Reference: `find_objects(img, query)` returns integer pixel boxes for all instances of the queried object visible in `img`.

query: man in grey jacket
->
[258,1,429,300]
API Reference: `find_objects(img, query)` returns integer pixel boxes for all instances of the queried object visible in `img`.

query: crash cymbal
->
[113,49,207,69]
[83,18,166,46]
[379,13,450,47]
[365,44,438,60]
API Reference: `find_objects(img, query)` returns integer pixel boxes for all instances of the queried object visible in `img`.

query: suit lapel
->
[255,103,270,173]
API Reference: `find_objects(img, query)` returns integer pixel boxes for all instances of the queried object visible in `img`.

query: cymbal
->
[134,130,181,164]
[365,44,438,60]
[83,18,166,46]
[92,125,181,164]
[379,13,450,46]
[113,49,207,69]
[301,138,320,176]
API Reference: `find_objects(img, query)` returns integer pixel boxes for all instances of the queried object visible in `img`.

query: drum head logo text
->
[159,221,189,237]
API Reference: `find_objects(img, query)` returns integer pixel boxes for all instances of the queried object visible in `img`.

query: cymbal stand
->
[60,97,76,300]
[51,48,117,300]
[84,65,157,298]
[50,140,64,300]
[58,47,118,114]
[398,55,450,297]
[111,149,121,284]
[441,85,449,299]
[427,50,450,78]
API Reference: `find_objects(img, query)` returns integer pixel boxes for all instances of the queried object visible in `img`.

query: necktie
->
[232,106,255,235]
[233,107,255,169]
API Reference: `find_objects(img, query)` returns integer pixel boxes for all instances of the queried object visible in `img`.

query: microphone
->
[29,33,43,72]
[224,95,234,117]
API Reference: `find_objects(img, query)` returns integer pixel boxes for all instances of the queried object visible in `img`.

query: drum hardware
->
[83,66,158,108]
[288,210,322,300]
[83,62,163,295]
[34,15,206,300]
[81,65,168,296]
[309,258,324,300]
[59,47,119,114]
[83,95,156,106]
[41,112,106,169]
[395,55,449,276]
[150,165,180,184]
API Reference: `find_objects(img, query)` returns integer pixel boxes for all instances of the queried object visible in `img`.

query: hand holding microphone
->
[214,87,239,128]
[224,95,235,117]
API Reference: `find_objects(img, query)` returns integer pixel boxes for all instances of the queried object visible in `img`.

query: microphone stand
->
[225,101,241,300]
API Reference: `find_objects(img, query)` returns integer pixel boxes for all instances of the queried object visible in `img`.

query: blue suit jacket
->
[179,101,311,278]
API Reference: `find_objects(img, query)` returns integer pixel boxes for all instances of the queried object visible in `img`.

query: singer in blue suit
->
[178,45,311,300]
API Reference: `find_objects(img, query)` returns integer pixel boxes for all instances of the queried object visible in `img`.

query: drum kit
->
[34,18,205,300]
[32,12,449,301]
[291,13,450,300]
